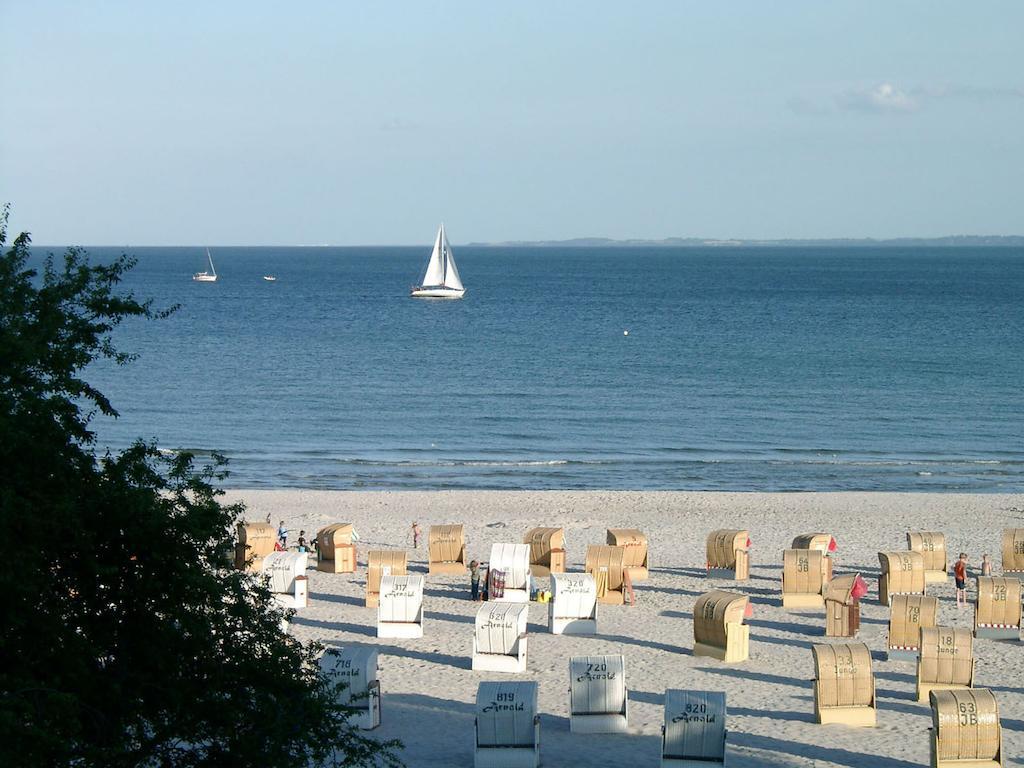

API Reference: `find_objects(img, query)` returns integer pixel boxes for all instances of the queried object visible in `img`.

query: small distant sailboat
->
[410,224,465,299]
[263,275,277,282]
[192,248,218,282]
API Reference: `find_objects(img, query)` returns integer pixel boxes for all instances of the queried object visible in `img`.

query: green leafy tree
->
[0,207,401,767]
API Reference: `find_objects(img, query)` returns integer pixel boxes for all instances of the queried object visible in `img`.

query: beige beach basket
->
[523,527,566,577]
[878,550,926,606]
[365,550,408,607]
[317,523,356,574]
[235,521,277,572]
[693,591,749,663]
[428,524,467,575]
[887,594,939,660]
[929,688,1002,768]
[706,529,750,580]
[811,642,876,727]
[824,573,862,637]
[974,576,1022,640]
[607,528,650,581]
[782,548,827,609]
[1001,529,1024,574]
[908,531,949,582]
[916,627,975,702]
[585,545,626,605]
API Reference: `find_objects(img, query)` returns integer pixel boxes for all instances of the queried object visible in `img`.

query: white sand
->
[226,490,1024,767]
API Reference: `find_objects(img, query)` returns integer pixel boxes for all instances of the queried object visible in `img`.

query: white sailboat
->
[410,224,465,299]
[192,248,218,282]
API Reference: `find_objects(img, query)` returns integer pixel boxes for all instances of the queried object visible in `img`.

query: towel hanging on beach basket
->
[974,576,1022,640]
[606,529,650,581]
[706,530,750,580]
[585,545,627,605]
[1001,529,1024,574]
[523,527,566,577]
[887,594,939,660]
[929,688,1002,768]
[811,642,876,727]
[693,591,749,663]
[878,551,926,606]
[916,627,975,702]
[235,521,277,572]
[365,550,408,607]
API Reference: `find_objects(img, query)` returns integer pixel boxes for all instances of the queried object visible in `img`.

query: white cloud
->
[839,82,918,113]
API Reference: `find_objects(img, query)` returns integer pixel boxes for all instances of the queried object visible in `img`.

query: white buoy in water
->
[623,330,629,336]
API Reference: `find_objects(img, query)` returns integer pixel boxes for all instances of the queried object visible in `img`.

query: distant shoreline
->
[30,235,1024,249]
[466,235,1024,248]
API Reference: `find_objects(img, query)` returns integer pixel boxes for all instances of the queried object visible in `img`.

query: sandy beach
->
[226,490,1024,767]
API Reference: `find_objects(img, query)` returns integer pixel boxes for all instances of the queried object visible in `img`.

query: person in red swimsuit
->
[954,552,969,607]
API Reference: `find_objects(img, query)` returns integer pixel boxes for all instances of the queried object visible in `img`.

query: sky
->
[1,2,1022,245]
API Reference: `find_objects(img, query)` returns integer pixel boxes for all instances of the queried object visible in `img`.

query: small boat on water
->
[192,248,218,282]
[263,275,277,282]
[410,224,465,299]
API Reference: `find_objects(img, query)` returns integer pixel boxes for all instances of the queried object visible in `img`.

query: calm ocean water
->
[58,245,1024,492]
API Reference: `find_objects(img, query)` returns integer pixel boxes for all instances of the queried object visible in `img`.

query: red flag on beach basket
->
[828,536,838,553]
[744,602,754,619]
[850,574,869,600]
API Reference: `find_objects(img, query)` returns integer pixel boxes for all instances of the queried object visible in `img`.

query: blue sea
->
[60,245,1024,492]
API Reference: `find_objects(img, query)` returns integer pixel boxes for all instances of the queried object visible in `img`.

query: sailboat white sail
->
[192,248,218,282]
[411,224,465,299]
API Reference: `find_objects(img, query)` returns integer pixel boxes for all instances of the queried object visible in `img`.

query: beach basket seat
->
[376,575,424,639]
[428,524,467,575]
[812,642,876,727]
[887,594,939,661]
[316,523,356,574]
[262,551,309,609]
[548,572,597,635]
[706,530,750,581]
[235,521,276,572]
[365,550,408,608]
[473,602,530,673]
[878,551,926,606]
[523,527,566,578]
[824,573,865,637]
[1001,529,1024,575]
[693,591,749,663]
[320,647,381,730]
[916,627,975,702]
[974,576,1022,640]
[661,690,727,767]
[908,531,950,583]
[791,533,837,580]
[488,544,532,603]
[585,545,627,605]
[474,681,540,768]
[607,528,650,581]
[569,654,628,733]
[929,689,1002,768]
[781,548,827,610]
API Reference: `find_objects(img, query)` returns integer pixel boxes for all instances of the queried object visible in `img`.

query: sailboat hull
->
[192,274,217,282]
[410,287,465,299]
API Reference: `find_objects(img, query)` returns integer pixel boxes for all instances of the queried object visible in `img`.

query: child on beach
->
[412,521,421,549]
[296,531,308,553]
[954,552,969,607]
[470,560,481,601]
[981,553,992,577]
[277,521,288,548]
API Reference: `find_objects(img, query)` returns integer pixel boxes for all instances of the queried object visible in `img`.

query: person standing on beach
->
[469,560,481,601]
[954,552,969,606]
[981,553,992,577]
[277,520,288,548]
[412,521,421,549]
[296,531,308,553]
